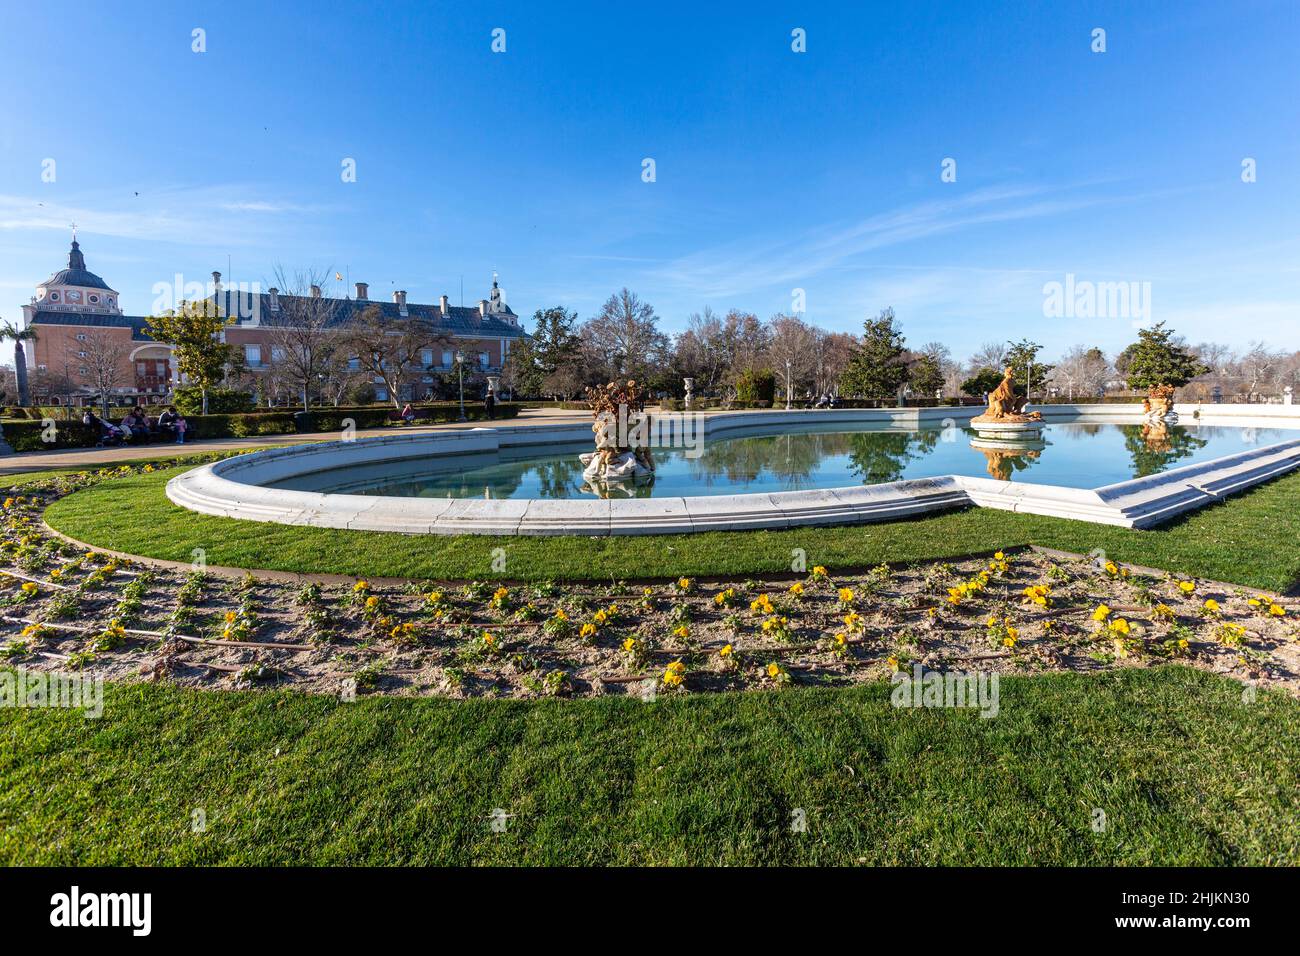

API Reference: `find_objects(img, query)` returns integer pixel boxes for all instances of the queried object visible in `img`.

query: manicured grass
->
[0,666,1294,865]
[39,466,1300,590]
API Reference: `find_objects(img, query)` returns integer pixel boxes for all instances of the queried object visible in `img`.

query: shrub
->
[174,386,254,415]
[1,403,521,451]
[2,420,99,452]
[735,369,776,405]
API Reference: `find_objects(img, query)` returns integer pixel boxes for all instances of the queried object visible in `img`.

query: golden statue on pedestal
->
[971,367,1043,425]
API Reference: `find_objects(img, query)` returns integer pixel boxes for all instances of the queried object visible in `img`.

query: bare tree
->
[1240,342,1277,399]
[767,314,817,406]
[809,330,856,398]
[265,268,340,411]
[1049,345,1112,400]
[968,341,1008,374]
[338,304,450,408]
[318,348,370,406]
[70,331,129,418]
[580,288,670,384]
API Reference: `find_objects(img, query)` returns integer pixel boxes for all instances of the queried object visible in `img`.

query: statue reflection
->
[580,477,655,499]
[968,439,1044,481]
[1140,420,1172,454]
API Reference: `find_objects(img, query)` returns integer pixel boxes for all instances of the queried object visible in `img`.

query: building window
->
[244,345,262,366]
[348,357,360,370]
[421,349,434,367]
[75,333,86,341]
[479,352,489,369]
[270,346,286,364]
[78,351,87,358]
[441,350,453,368]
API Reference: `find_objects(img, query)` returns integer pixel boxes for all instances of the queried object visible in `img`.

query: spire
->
[68,233,86,272]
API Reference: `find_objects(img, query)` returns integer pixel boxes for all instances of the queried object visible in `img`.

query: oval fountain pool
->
[264,420,1290,500]
[166,406,1300,535]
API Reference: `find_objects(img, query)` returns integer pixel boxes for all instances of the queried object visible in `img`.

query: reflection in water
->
[580,477,656,499]
[267,421,1291,499]
[849,430,940,484]
[1121,422,1209,477]
[971,444,1043,481]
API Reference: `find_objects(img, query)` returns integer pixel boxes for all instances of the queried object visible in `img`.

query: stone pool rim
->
[165,403,1300,535]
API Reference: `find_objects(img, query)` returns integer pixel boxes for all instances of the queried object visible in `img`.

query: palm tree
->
[0,319,35,408]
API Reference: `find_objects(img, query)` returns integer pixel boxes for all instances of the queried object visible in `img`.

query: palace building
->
[19,237,528,405]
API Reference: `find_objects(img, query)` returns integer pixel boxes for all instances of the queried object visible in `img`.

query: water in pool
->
[268,421,1290,499]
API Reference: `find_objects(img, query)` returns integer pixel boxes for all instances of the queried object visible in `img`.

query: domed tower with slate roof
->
[22,233,174,407]
[34,233,123,314]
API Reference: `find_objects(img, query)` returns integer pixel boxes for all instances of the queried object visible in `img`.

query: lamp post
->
[456,350,466,422]
[785,358,792,410]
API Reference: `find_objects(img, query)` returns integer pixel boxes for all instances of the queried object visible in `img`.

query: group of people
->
[398,388,497,424]
[81,405,188,447]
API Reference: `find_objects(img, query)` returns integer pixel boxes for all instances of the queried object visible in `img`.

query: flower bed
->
[2,460,1296,700]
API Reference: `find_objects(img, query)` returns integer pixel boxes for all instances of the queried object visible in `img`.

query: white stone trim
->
[165,405,1300,535]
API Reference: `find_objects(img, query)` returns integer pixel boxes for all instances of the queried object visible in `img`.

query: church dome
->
[36,238,119,311]
[43,240,112,290]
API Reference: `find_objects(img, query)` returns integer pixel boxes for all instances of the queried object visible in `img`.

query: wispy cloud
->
[646,184,1120,299]
[0,187,324,248]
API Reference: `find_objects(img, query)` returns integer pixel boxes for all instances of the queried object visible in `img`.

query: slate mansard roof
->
[27,295,530,343]
[28,310,155,340]
[211,290,530,340]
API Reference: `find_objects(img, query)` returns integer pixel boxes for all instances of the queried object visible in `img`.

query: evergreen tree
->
[838,308,909,399]
[1003,339,1053,398]
[961,367,1004,397]
[508,306,581,398]
[908,353,944,397]
[1122,322,1208,391]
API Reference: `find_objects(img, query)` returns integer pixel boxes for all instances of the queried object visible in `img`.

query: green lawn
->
[1,666,1294,865]
[39,465,1300,590]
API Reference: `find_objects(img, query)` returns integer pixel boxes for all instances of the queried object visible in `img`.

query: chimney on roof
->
[310,284,321,298]
[478,299,488,317]
[268,287,280,312]
[394,290,408,315]
[439,295,449,317]
[355,282,368,300]
[212,271,223,298]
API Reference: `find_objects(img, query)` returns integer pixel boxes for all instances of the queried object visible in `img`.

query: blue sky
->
[2,0,1297,367]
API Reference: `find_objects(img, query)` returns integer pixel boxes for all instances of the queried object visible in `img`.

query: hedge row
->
[2,404,520,452]
[657,397,983,411]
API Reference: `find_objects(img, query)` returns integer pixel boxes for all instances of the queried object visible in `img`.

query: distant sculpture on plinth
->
[1142,384,1178,423]
[970,367,1044,441]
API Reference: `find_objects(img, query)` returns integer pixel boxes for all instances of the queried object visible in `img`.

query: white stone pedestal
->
[971,419,1044,441]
